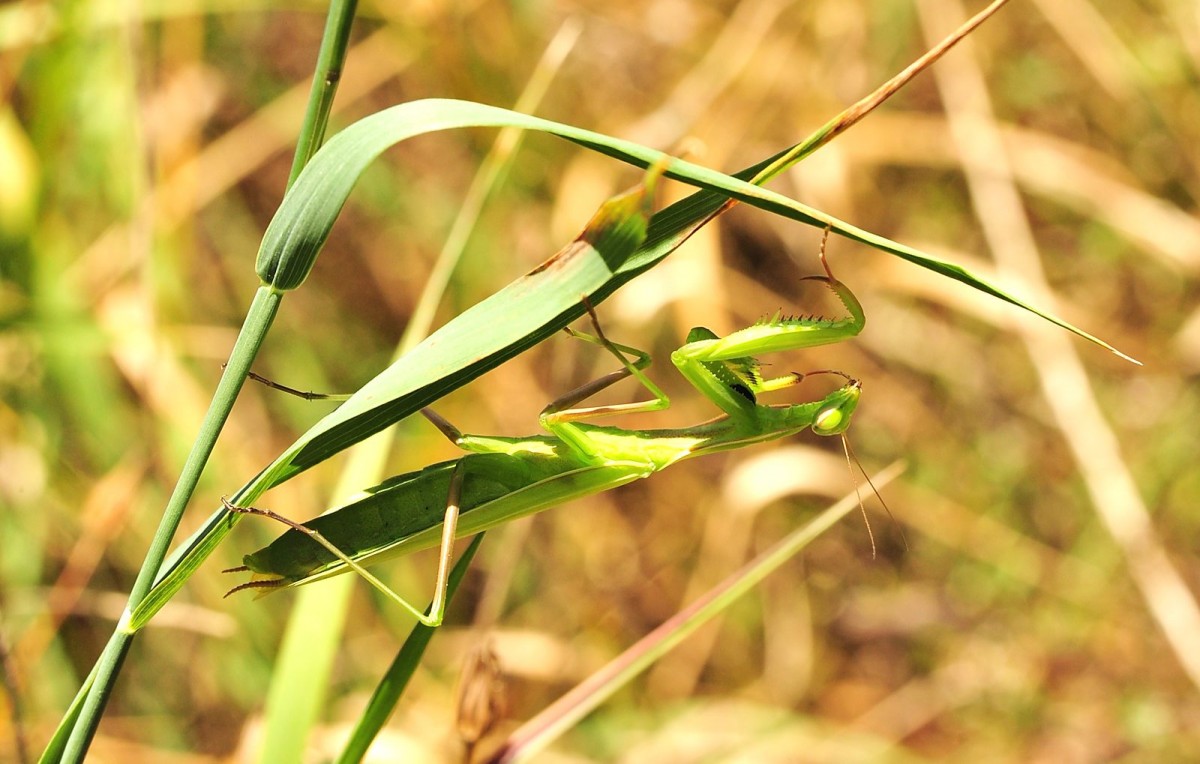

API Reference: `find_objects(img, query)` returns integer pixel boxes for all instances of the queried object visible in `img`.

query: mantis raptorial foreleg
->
[535,302,675,461]
[668,230,865,427]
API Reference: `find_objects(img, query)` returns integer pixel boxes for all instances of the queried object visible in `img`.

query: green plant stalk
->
[486,463,905,764]
[51,0,360,757]
[59,287,281,762]
[335,535,485,764]
[288,0,359,186]
[36,665,97,764]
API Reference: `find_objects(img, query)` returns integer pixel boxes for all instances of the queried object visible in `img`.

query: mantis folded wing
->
[227,236,869,626]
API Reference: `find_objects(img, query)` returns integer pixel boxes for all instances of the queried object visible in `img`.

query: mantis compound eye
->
[812,404,849,436]
[810,379,860,436]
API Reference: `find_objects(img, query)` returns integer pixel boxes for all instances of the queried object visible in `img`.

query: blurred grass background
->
[3,0,1200,761]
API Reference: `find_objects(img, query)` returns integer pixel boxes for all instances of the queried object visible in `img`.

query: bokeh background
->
[3,0,1199,761]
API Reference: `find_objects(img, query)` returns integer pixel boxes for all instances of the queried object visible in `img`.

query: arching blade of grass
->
[133,99,1132,629]
[255,98,1126,363]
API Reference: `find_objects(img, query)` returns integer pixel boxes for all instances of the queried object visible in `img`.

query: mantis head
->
[798,372,901,558]
[806,372,861,437]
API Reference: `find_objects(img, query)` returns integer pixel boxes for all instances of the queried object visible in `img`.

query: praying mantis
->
[226,234,874,626]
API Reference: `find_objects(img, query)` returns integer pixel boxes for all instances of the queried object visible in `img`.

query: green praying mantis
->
[225,233,879,626]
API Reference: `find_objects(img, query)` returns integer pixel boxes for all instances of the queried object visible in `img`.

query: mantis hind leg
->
[223,461,468,627]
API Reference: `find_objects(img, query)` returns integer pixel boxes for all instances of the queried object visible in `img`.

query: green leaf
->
[131,98,1129,629]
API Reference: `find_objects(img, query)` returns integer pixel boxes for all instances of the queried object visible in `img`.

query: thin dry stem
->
[916,0,1200,690]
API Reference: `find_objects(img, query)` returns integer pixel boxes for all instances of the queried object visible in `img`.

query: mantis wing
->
[240,453,651,589]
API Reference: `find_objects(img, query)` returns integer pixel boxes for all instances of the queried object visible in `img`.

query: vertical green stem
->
[59,287,282,761]
[289,0,360,188]
[50,1,361,759]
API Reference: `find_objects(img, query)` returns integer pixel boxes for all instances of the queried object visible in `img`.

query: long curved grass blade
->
[252,100,1135,467]
[129,98,1130,629]
[257,99,1127,361]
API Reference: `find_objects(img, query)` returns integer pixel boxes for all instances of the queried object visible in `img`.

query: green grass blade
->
[130,98,1130,631]
[256,100,1127,364]
[253,576,354,764]
[334,535,485,764]
[286,0,358,186]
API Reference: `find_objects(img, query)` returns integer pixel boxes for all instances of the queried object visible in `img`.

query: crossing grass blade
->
[128,97,1131,630]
